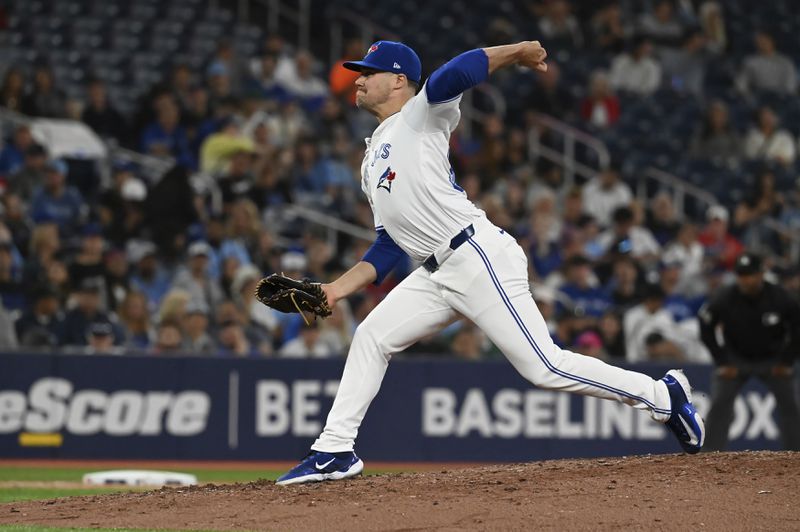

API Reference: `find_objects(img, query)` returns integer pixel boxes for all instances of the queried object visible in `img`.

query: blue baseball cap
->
[343,41,421,84]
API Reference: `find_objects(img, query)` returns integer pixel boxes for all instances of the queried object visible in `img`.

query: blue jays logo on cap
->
[377,166,396,193]
[343,41,422,84]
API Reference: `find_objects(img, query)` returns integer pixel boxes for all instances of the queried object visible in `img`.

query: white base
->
[82,470,197,487]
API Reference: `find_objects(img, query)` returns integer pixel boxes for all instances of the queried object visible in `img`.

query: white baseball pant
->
[313,217,671,452]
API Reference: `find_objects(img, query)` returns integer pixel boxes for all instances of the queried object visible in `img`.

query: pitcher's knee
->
[351,323,391,361]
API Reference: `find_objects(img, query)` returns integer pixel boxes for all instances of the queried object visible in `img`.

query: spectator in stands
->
[249,163,293,213]
[257,33,297,86]
[151,320,184,355]
[0,296,17,350]
[780,179,800,243]
[656,262,686,318]
[574,329,606,359]
[117,290,151,350]
[329,38,363,107]
[598,309,625,358]
[232,263,278,340]
[21,64,65,118]
[0,67,25,112]
[103,247,129,312]
[84,320,121,355]
[605,254,644,310]
[8,143,47,200]
[146,166,199,260]
[646,192,681,246]
[0,125,35,176]
[199,115,255,174]
[28,159,87,239]
[170,64,194,114]
[624,282,684,362]
[183,87,216,156]
[207,40,247,92]
[597,205,661,263]
[698,1,726,54]
[318,299,355,355]
[662,222,705,296]
[247,52,290,105]
[182,299,216,355]
[744,107,796,166]
[157,289,191,329]
[3,193,31,257]
[213,146,257,206]
[60,277,121,347]
[590,1,631,53]
[98,165,149,247]
[0,235,23,312]
[214,298,270,355]
[81,78,127,144]
[171,241,224,312]
[140,97,194,169]
[698,205,743,270]
[22,221,60,287]
[609,36,662,96]
[557,255,610,318]
[524,62,574,122]
[68,223,106,291]
[660,29,708,96]
[281,50,329,113]
[450,322,488,361]
[690,100,742,163]
[581,165,632,227]
[15,284,62,349]
[214,317,258,357]
[280,320,333,358]
[734,169,785,252]
[291,135,351,200]
[537,0,583,50]
[737,30,797,95]
[637,0,685,49]
[580,70,620,129]
[128,240,171,312]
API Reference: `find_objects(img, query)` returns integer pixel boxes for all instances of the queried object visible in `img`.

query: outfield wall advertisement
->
[0,353,785,461]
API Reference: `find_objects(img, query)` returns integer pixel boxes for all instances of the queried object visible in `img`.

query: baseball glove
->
[254,273,332,325]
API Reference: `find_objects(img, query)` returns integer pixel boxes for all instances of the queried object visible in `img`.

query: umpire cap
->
[734,252,762,275]
[343,41,422,84]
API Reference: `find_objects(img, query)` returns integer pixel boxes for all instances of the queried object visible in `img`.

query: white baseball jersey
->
[360,83,484,262]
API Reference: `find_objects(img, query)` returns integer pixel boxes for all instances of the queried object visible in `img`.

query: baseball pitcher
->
[269,40,705,485]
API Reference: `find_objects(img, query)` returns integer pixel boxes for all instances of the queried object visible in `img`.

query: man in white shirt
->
[609,36,662,95]
[582,165,633,227]
[276,39,704,485]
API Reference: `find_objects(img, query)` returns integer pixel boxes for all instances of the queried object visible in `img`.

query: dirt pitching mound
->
[2,451,798,531]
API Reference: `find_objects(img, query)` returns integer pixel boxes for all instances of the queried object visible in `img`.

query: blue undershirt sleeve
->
[426,49,489,104]
[362,229,407,285]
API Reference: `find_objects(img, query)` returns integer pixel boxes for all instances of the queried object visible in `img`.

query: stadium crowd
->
[0,0,798,362]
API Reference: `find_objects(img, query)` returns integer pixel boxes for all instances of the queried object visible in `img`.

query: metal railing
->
[527,112,611,187]
[635,167,718,219]
[286,203,375,249]
[636,166,800,263]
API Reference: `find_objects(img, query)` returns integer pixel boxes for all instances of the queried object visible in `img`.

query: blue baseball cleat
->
[661,369,705,454]
[276,450,364,486]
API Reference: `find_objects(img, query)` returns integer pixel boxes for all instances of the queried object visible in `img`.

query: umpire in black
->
[699,252,800,451]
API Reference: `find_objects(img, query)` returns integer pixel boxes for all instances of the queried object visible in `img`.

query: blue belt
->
[422,224,475,273]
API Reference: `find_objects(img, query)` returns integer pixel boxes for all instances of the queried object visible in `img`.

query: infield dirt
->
[2,451,798,531]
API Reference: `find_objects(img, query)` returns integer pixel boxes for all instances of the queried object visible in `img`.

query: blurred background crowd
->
[0,0,798,362]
